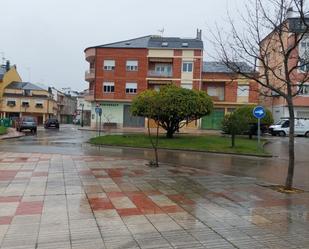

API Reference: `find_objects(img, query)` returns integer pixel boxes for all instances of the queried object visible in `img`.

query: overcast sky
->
[1,0,245,91]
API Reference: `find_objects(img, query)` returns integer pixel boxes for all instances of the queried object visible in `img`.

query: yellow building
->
[0,63,22,113]
[1,82,57,124]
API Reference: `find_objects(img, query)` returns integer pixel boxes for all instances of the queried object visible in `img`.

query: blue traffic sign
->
[253,106,266,119]
[95,106,102,116]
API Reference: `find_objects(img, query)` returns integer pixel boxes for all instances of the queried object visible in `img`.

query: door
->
[201,109,225,130]
[123,105,145,128]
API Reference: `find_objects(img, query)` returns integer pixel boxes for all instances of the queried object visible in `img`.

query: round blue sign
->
[95,106,102,116]
[253,106,266,119]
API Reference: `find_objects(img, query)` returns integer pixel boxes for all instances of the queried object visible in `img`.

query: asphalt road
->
[0,125,308,190]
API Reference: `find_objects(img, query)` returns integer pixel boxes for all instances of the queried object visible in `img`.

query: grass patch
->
[90,134,270,156]
[0,126,7,135]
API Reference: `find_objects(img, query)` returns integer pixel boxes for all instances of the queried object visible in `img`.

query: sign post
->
[95,105,102,136]
[253,106,266,150]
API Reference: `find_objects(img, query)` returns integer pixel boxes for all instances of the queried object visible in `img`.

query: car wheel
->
[34,128,37,133]
[305,131,309,137]
[278,131,286,137]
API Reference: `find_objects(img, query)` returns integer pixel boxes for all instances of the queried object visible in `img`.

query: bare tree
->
[212,0,309,190]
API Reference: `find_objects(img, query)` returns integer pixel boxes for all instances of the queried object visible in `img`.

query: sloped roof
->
[6,81,45,91]
[203,61,254,73]
[97,35,151,49]
[86,35,203,50]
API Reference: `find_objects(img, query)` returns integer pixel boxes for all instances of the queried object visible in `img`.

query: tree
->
[212,0,309,190]
[131,84,213,138]
[222,112,248,147]
[234,106,273,139]
[222,106,273,146]
[234,106,273,126]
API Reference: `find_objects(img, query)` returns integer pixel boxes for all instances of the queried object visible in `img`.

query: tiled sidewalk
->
[0,153,309,248]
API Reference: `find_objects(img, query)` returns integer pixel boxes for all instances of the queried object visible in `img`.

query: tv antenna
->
[0,52,5,65]
[158,28,165,36]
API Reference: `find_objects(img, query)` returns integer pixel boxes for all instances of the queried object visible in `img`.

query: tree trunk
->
[285,98,295,190]
[166,129,174,138]
[231,133,235,148]
[147,118,159,167]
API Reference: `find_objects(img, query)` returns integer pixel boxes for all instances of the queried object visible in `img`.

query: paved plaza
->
[0,152,309,249]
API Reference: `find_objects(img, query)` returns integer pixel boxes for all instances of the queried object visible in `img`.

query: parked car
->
[44,118,59,129]
[16,116,37,133]
[269,118,309,137]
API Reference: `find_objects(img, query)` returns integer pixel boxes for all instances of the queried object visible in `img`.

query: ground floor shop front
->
[90,102,145,129]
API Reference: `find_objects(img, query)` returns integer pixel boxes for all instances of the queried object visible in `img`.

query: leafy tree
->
[222,112,248,147]
[131,85,213,138]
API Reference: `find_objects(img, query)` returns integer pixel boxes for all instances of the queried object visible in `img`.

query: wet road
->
[0,125,308,190]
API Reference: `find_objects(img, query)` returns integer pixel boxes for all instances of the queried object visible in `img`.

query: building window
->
[126,60,138,71]
[22,100,30,107]
[35,101,44,108]
[103,60,115,71]
[103,82,115,93]
[23,90,32,96]
[182,61,193,72]
[207,85,225,101]
[125,83,137,94]
[298,84,309,96]
[237,85,249,97]
[6,99,16,107]
[299,38,309,71]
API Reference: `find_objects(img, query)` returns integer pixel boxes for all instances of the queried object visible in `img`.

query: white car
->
[269,118,309,137]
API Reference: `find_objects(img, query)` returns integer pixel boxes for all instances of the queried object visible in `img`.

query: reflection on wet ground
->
[0,152,308,248]
[1,125,308,191]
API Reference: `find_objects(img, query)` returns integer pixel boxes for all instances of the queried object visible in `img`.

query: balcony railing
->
[85,48,96,62]
[147,70,173,78]
[85,68,95,81]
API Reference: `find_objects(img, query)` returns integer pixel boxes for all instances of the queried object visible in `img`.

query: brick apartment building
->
[84,32,259,129]
[259,13,309,122]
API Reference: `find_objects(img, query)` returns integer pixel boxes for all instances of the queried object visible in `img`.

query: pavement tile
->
[0,152,308,248]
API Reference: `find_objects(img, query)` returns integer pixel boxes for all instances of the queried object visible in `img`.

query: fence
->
[0,118,12,127]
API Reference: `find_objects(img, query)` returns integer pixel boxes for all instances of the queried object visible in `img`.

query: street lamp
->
[80,103,84,127]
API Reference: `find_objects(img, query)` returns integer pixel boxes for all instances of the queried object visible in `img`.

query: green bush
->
[131,84,213,138]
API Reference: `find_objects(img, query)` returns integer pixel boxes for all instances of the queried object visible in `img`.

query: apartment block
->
[259,13,309,122]
[84,32,258,129]
[1,82,57,124]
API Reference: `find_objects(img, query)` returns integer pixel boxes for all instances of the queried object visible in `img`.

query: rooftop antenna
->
[158,28,165,37]
[0,52,5,65]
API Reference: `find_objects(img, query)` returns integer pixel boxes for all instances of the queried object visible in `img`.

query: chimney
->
[287,7,294,19]
[196,29,202,40]
[5,60,10,72]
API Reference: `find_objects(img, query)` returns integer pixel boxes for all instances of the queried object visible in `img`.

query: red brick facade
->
[94,48,148,101]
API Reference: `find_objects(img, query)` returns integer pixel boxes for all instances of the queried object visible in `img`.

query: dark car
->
[44,118,59,129]
[16,116,37,133]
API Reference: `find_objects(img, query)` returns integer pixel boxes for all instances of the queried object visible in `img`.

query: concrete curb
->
[0,128,25,140]
[88,142,273,158]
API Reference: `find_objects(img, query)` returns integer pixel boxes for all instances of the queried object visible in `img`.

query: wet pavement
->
[0,152,309,249]
[0,125,308,191]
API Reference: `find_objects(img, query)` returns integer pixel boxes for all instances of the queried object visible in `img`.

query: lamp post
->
[80,103,84,127]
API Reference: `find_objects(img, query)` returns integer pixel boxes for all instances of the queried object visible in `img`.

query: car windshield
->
[275,120,287,125]
[24,117,35,122]
[49,119,57,122]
